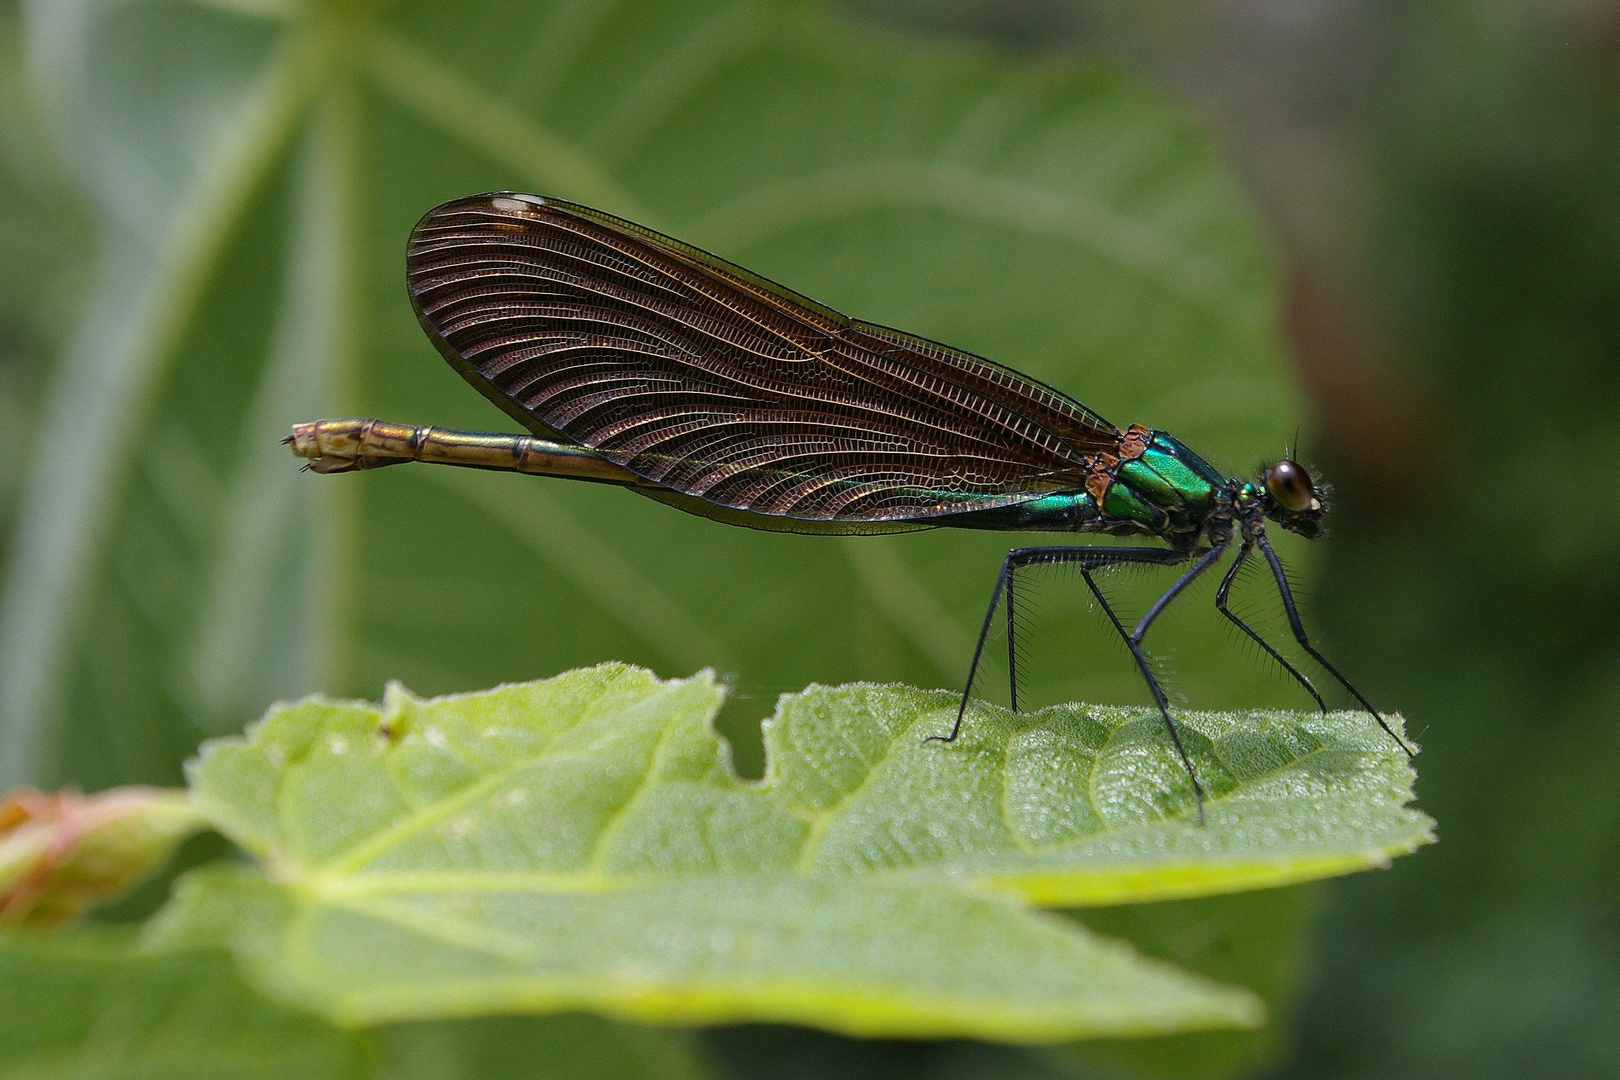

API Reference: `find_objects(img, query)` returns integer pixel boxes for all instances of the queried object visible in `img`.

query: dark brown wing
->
[406,192,1119,522]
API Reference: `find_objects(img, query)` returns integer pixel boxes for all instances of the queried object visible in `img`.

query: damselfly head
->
[1261,459,1327,538]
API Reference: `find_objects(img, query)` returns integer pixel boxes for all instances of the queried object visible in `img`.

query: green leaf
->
[375,1013,716,1080]
[0,928,367,1079]
[0,928,719,1080]
[763,683,1430,904]
[148,664,1428,1040]
[1059,886,1322,1080]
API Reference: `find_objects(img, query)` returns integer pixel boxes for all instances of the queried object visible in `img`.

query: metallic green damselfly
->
[289,193,1412,821]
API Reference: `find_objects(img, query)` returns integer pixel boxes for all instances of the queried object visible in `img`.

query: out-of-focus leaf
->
[146,664,1426,1039]
[710,891,1323,1080]
[1058,887,1319,1080]
[2,1,308,789]
[0,785,204,926]
[0,927,713,1080]
[376,1013,717,1080]
[0,9,92,579]
[0,927,367,1080]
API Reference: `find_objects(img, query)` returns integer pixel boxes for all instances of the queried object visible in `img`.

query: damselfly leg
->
[1005,570,1020,714]
[1255,533,1416,757]
[1215,540,1328,712]
[935,543,1228,822]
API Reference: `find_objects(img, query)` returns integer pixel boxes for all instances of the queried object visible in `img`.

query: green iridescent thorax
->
[1101,432,1228,536]
[940,432,1234,537]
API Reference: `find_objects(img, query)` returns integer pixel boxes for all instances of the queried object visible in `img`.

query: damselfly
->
[287,192,1412,820]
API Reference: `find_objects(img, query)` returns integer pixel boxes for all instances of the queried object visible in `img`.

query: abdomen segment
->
[285,418,643,486]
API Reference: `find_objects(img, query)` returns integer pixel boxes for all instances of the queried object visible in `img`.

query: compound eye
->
[1265,460,1314,512]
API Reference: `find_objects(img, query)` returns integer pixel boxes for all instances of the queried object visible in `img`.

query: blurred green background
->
[1,0,1616,1078]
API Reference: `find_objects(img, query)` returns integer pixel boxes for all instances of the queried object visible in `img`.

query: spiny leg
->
[1131,543,1230,642]
[1214,540,1328,712]
[1087,543,1227,823]
[931,551,1018,745]
[937,544,1218,821]
[937,545,1182,743]
[1005,565,1020,713]
[1255,532,1416,757]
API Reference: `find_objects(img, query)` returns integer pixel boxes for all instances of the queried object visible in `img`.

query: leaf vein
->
[584,707,685,870]
[792,701,932,872]
[683,161,1233,307]
[324,671,646,871]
